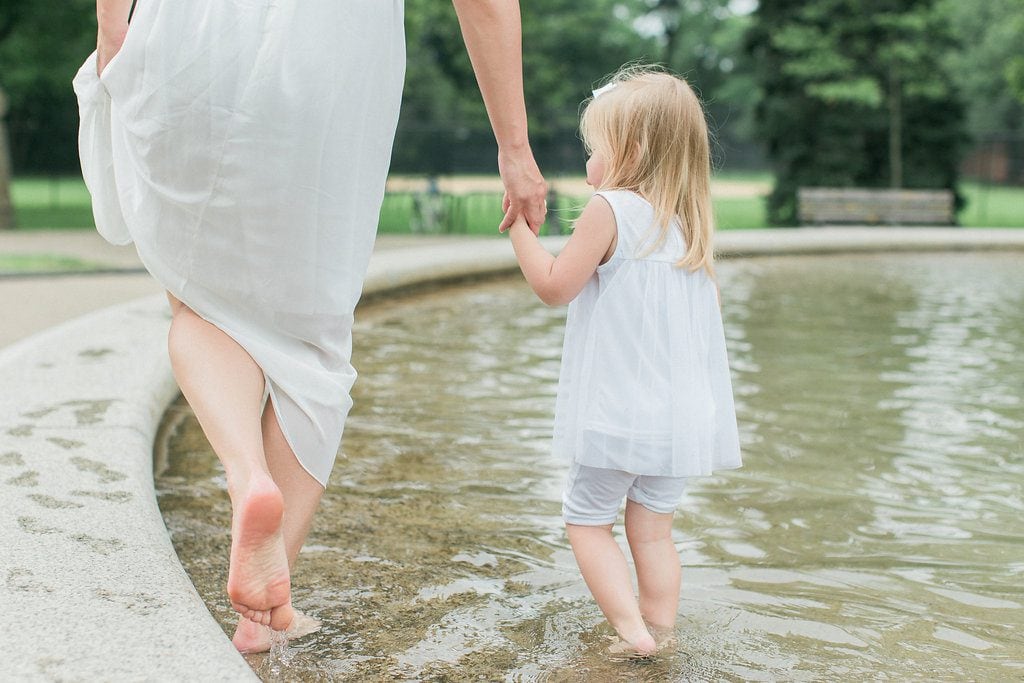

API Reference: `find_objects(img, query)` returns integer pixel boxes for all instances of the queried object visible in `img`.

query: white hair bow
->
[591,82,618,99]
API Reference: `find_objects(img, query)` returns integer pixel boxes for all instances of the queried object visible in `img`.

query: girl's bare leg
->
[624,500,680,632]
[565,523,656,654]
[164,291,294,632]
[232,396,326,652]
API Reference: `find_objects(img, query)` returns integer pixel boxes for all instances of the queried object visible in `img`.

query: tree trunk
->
[657,0,682,66]
[0,86,14,229]
[888,64,903,189]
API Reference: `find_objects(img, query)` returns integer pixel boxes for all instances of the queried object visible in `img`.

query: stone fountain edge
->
[2,228,1022,679]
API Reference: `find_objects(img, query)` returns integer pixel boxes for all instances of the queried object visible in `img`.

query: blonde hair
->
[580,64,715,277]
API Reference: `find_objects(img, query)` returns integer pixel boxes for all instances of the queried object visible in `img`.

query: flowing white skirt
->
[73,0,407,487]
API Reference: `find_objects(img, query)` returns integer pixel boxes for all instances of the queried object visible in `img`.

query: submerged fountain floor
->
[156,252,1024,681]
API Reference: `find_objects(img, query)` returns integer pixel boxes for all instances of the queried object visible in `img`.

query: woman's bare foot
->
[226,472,294,632]
[232,610,322,653]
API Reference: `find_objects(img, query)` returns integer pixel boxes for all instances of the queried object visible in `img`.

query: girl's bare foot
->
[645,619,677,652]
[226,472,294,632]
[606,623,657,660]
[232,610,322,653]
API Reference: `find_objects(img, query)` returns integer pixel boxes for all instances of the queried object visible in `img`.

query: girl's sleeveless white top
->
[552,190,742,477]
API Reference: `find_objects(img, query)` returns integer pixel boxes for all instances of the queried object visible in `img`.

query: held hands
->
[506,213,532,234]
[497,146,547,235]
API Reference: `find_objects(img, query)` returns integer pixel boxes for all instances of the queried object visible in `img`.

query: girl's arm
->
[95,0,134,75]
[451,0,546,233]
[509,195,617,306]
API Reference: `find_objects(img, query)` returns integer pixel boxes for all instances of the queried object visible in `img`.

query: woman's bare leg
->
[260,397,326,567]
[164,291,294,632]
[232,396,326,652]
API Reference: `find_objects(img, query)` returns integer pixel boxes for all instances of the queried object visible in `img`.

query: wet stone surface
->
[157,254,1024,681]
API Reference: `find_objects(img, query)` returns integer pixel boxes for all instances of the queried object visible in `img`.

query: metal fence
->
[379,188,581,236]
[961,132,1024,185]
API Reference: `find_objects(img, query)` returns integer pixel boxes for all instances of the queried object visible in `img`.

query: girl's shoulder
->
[593,188,652,208]
[591,189,655,237]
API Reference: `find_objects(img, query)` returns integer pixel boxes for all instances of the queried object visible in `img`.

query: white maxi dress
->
[72,0,407,487]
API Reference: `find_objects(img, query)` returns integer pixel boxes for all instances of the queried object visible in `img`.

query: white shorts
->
[561,462,687,526]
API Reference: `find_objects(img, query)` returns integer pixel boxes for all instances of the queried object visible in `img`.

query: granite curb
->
[2,229,1023,680]
[0,297,254,681]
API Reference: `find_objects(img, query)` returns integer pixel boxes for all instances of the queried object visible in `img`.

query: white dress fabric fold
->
[73,0,407,487]
[552,190,742,477]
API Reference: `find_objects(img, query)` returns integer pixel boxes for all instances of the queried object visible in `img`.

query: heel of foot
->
[237,479,284,535]
[269,602,295,632]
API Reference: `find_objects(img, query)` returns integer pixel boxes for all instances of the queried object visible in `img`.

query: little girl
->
[507,65,742,656]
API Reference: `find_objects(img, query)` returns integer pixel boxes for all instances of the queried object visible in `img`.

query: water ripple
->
[157,252,1024,680]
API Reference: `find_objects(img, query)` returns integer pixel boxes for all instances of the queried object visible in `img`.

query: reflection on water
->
[155,252,1024,680]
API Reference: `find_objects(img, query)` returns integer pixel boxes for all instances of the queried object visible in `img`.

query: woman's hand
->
[451,0,547,234]
[498,146,546,234]
[95,0,134,77]
[96,26,127,77]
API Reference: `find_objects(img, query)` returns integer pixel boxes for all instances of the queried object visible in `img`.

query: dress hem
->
[159,271,329,489]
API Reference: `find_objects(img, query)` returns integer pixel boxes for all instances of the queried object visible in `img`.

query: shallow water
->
[155,252,1024,681]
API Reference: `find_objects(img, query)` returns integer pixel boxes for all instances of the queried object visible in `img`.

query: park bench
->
[797,187,955,226]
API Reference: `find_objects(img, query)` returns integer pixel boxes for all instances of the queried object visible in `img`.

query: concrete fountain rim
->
[2,227,1022,679]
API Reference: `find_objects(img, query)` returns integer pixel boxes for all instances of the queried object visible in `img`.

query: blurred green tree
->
[0,0,95,227]
[0,87,12,228]
[0,0,95,174]
[940,0,1024,184]
[637,0,761,167]
[395,0,657,173]
[748,0,967,225]
[638,1,761,167]
[939,0,1024,133]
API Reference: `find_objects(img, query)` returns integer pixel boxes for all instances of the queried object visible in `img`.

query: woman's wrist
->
[498,138,531,157]
[498,140,535,172]
[97,22,128,45]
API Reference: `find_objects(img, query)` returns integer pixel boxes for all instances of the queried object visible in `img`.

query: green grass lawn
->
[379,192,509,235]
[715,197,767,230]
[0,253,104,274]
[8,175,1023,232]
[11,176,97,229]
[959,183,1024,228]
[379,173,771,234]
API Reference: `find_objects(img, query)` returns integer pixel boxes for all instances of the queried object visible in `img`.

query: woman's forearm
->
[451,0,546,232]
[451,0,529,152]
[95,0,134,75]
[96,0,133,39]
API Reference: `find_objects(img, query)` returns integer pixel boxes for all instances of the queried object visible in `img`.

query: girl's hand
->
[96,25,128,77]
[498,146,546,234]
[507,194,615,306]
[506,213,532,234]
